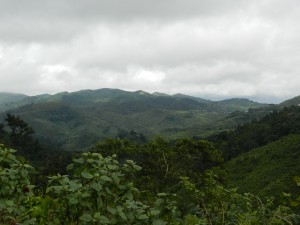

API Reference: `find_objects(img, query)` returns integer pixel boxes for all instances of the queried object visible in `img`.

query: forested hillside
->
[1,89,268,151]
[209,105,300,159]
[225,134,300,198]
[0,93,28,112]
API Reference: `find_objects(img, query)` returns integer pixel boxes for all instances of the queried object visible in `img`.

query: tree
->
[5,113,34,148]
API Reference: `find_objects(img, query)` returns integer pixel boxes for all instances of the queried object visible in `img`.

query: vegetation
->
[1,89,268,151]
[2,90,300,224]
[210,105,300,159]
[224,134,300,199]
[1,145,299,224]
[92,137,223,192]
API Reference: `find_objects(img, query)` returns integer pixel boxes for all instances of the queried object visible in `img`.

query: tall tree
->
[5,113,34,148]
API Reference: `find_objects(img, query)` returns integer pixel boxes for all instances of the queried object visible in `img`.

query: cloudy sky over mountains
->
[0,0,299,103]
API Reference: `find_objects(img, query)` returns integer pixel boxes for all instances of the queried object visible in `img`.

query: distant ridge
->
[0,92,28,112]
[217,98,267,111]
[279,95,300,107]
[0,92,27,103]
[172,93,211,103]
[152,92,169,96]
[0,88,269,151]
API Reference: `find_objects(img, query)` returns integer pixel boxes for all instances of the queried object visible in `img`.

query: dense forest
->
[1,90,300,224]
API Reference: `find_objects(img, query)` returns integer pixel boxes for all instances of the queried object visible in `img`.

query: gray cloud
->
[0,0,250,43]
[0,0,300,103]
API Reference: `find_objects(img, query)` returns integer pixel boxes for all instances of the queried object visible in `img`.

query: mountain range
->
[0,88,270,151]
[0,88,299,151]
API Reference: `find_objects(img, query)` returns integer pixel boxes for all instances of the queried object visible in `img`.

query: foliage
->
[224,135,300,199]
[210,106,300,159]
[177,174,298,225]
[92,138,139,161]
[92,137,224,192]
[44,153,158,225]
[0,113,74,186]
[0,113,41,161]
[5,113,34,146]
[1,145,299,224]
[0,144,34,224]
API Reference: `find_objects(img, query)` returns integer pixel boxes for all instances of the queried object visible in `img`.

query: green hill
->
[209,105,300,159]
[225,134,300,198]
[280,95,300,107]
[0,92,27,103]
[217,98,267,112]
[0,92,28,112]
[1,89,268,151]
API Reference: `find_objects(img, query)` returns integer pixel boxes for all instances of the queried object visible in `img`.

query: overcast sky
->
[0,0,299,103]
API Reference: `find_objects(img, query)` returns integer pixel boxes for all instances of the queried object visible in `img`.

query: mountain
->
[172,93,211,103]
[217,98,267,112]
[0,92,28,112]
[0,92,27,103]
[1,88,268,151]
[279,95,300,107]
[225,134,300,198]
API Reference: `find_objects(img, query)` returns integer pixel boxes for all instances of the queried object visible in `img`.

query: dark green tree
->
[5,113,34,148]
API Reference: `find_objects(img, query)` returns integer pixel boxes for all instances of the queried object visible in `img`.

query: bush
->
[0,144,299,224]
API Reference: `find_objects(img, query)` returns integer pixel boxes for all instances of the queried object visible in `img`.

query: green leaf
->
[81,172,94,180]
[73,157,84,164]
[118,211,127,220]
[68,197,78,205]
[100,175,112,182]
[133,165,142,171]
[7,207,14,213]
[138,214,149,220]
[112,174,120,184]
[153,219,168,225]
[90,182,102,192]
[5,200,14,207]
[69,181,82,191]
[291,201,299,207]
[94,213,110,224]
[81,192,91,198]
[150,209,161,216]
[107,207,117,215]
[53,186,63,192]
[80,213,93,222]
[107,164,118,170]
[66,163,74,171]
[282,192,291,197]
[294,176,300,186]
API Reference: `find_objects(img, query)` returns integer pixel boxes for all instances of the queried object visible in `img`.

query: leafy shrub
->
[0,144,299,224]
[0,144,35,224]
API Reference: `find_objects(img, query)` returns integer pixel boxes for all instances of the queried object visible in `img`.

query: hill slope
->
[225,134,300,198]
[280,95,300,107]
[1,89,268,151]
[0,93,28,112]
[209,105,300,159]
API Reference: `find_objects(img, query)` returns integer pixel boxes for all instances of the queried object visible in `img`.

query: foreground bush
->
[0,145,299,224]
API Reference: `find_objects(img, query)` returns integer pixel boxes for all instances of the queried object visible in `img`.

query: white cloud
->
[0,0,300,103]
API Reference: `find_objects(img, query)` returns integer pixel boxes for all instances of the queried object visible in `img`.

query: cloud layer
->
[0,0,299,103]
